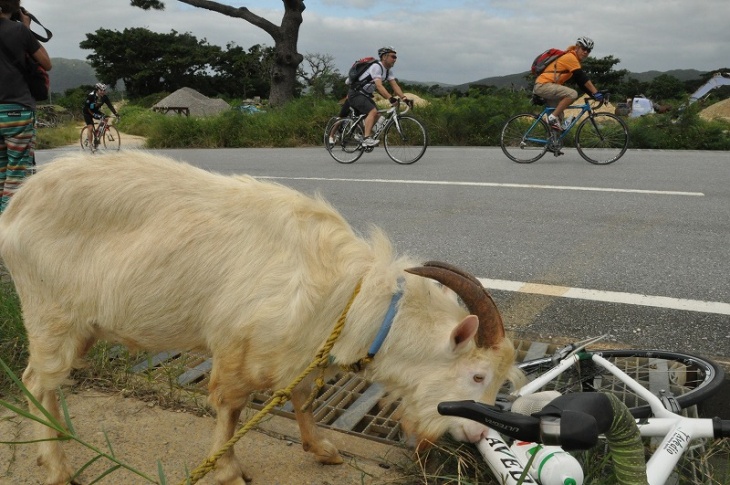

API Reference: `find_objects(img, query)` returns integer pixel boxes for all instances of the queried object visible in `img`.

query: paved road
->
[37,146,730,362]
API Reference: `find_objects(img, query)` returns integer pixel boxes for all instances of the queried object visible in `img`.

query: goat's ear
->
[451,315,478,351]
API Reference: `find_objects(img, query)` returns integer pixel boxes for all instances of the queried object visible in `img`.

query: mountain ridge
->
[404,69,709,91]
[49,57,710,96]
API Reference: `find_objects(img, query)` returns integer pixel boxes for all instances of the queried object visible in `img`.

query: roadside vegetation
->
[36,86,730,151]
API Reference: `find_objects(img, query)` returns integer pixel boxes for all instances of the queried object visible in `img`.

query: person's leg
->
[535,83,577,130]
[0,106,34,212]
[347,93,379,145]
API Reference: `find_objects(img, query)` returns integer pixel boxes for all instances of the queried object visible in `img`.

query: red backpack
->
[531,48,566,77]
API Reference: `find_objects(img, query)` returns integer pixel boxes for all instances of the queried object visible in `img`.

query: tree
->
[131,0,305,106]
[212,43,275,99]
[80,28,221,97]
[646,74,686,101]
[581,55,628,95]
[297,53,341,98]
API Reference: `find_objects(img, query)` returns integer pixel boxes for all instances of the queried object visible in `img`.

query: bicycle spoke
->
[575,113,629,165]
[500,114,549,163]
[102,126,121,151]
[514,349,723,418]
[383,116,428,164]
[325,118,364,164]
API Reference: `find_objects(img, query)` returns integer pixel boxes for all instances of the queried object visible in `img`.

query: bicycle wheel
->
[323,116,339,147]
[80,126,93,151]
[101,125,121,151]
[326,118,364,164]
[575,113,629,165]
[517,349,725,419]
[383,115,428,165]
[500,114,549,163]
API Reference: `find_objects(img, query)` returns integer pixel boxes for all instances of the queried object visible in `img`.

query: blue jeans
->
[0,104,36,213]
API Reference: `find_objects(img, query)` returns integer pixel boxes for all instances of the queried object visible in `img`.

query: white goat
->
[0,151,519,485]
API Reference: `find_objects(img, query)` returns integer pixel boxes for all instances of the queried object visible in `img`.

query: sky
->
[24,0,730,86]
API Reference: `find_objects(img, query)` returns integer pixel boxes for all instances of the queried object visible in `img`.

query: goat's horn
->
[405,262,505,348]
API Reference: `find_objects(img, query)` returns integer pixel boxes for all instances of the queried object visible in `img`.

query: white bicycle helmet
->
[576,37,594,50]
[95,82,107,91]
[378,46,396,57]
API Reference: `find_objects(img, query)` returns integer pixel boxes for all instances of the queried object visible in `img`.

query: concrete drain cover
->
[128,339,553,446]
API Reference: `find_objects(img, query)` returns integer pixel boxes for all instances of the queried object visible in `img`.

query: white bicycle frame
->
[478,352,720,485]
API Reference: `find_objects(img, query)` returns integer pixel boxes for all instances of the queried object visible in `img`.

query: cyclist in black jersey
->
[82,83,118,152]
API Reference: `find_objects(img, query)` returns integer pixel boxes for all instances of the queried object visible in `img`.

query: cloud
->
[28,0,730,86]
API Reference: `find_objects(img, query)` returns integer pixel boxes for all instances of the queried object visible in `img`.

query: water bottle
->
[509,441,584,485]
[563,116,575,130]
[374,116,386,134]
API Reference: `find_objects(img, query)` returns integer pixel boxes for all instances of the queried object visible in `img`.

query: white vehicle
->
[629,95,656,118]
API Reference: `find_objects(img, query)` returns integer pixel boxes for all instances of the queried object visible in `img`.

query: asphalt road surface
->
[37,145,730,363]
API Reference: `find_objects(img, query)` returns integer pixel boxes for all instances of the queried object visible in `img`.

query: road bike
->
[439,336,728,485]
[324,100,428,165]
[500,93,629,165]
[80,116,120,152]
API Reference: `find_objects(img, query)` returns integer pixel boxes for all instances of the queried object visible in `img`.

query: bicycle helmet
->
[378,46,396,57]
[95,83,107,91]
[575,37,594,50]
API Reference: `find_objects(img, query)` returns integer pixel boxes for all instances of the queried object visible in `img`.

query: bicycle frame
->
[95,117,109,139]
[478,351,726,485]
[526,99,594,146]
[341,102,410,145]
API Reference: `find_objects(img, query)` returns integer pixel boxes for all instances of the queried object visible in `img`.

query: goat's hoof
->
[314,441,343,465]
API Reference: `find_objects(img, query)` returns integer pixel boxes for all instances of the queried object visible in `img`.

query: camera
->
[9,6,27,22]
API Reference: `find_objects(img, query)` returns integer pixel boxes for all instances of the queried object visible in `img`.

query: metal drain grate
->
[127,339,553,445]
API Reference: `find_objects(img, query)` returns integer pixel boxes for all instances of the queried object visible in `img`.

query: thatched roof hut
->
[152,87,230,117]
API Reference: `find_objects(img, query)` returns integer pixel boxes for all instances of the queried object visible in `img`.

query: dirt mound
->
[375,92,429,108]
[699,98,730,121]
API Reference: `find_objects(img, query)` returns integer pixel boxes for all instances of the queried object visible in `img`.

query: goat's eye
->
[473,374,485,383]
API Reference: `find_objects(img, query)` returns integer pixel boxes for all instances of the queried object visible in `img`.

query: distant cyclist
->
[533,37,602,131]
[82,83,118,151]
[346,46,409,147]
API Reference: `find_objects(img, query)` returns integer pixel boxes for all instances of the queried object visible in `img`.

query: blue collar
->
[367,278,404,357]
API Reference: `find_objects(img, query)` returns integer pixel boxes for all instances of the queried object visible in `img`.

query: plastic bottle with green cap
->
[509,441,584,485]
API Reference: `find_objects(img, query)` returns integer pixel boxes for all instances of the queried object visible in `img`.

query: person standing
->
[533,37,602,131]
[82,83,119,153]
[347,46,409,147]
[0,0,51,212]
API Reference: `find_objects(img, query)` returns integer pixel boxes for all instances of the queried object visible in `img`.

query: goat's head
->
[373,261,517,448]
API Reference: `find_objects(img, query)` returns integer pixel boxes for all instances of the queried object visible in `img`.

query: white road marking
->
[262,175,722,314]
[479,278,730,316]
[260,176,705,196]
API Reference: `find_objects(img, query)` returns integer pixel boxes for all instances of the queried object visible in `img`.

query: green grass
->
[0,276,27,396]
[33,94,730,151]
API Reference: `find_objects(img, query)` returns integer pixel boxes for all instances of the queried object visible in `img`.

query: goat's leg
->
[208,357,253,485]
[290,378,343,464]
[22,321,92,485]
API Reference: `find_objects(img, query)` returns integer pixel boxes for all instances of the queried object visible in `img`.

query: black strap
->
[24,11,52,42]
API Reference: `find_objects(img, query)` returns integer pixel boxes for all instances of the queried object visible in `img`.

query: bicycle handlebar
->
[587,91,610,110]
[379,98,412,116]
[439,392,614,450]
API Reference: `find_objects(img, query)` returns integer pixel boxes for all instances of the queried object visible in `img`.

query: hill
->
[447,69,707,92]
[48,58,98,95]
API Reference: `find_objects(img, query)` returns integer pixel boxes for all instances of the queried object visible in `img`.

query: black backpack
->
[346,57,388,89]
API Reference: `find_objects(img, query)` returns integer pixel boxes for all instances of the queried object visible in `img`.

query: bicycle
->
[438,336,729,485]
[500,93,630,165]
[324,99,428,165]
[80,116,120,152]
